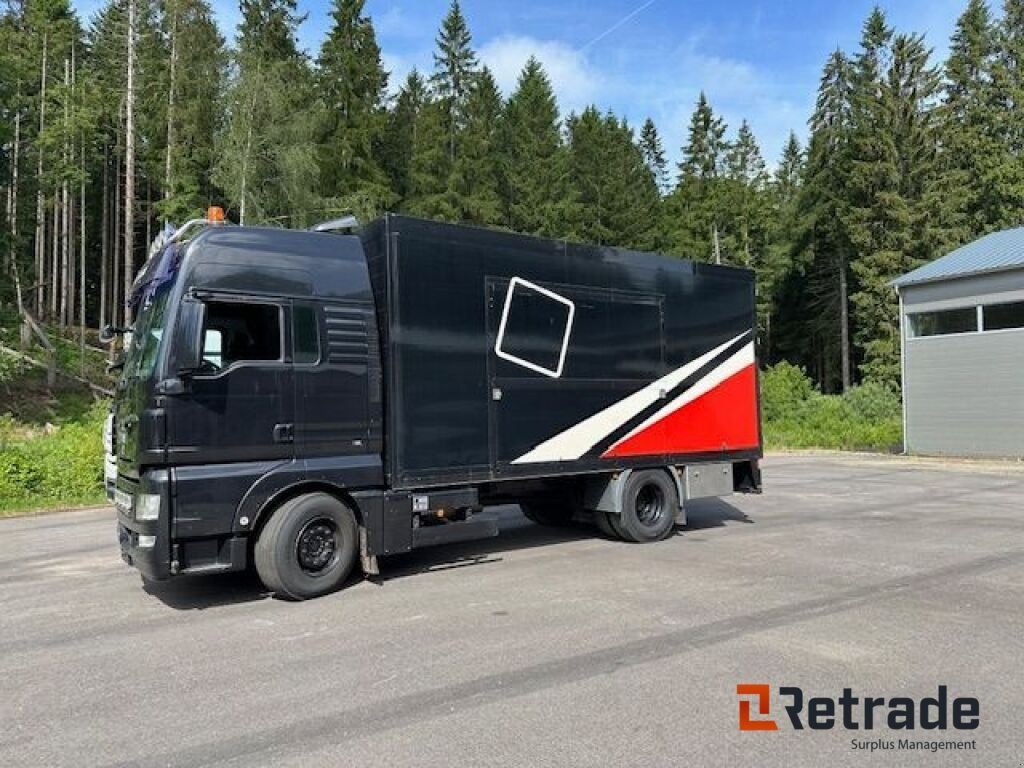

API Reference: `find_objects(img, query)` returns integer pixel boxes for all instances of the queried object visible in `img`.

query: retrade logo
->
[736,684,979,732]
[737,684,778,731]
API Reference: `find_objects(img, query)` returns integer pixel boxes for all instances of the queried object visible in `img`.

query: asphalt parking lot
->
[1,454,1022,768]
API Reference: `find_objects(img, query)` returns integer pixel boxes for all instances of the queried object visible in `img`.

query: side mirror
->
[169,297,205,375]
[99,324,129,345]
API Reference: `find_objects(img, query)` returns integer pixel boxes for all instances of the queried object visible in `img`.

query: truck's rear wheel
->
[615,470,678,543]
[254,492,358,600]
[593,509,623,539]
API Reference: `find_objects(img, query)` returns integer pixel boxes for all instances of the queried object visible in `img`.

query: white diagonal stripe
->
[510,331,750,464]
[605,341,755,452]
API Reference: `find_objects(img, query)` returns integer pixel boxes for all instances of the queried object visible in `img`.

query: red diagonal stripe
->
[602,364,759,457]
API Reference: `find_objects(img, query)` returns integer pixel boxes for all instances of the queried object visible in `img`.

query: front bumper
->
[115,470,172,581]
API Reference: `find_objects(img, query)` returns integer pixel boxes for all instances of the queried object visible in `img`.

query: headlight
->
[135,492,162,521]
[103,414,114,454]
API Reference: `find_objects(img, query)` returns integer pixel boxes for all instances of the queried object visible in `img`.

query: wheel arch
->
[250,480,363,545]
[583,466,683,519]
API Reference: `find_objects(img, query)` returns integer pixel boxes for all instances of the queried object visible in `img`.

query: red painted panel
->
[602,365,760,457]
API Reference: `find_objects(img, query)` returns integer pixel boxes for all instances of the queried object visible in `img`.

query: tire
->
[254,492,359,600]
[593,509,621,539]
[615,469,678,543]
[520,499,575,527]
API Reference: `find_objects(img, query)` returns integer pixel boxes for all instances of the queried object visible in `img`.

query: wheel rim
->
[635,483,666,527]
[296,518,340,575]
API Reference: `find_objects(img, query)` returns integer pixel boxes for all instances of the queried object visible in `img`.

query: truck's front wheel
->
[254,492,358,600]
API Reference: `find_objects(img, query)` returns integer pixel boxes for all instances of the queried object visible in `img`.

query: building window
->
[983,300,1024,331]
[908,307,978,338]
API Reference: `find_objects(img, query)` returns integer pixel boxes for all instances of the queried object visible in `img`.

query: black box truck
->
[107,214,762,599]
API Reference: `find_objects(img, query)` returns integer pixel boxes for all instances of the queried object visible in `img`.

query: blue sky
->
[74,0,969,168]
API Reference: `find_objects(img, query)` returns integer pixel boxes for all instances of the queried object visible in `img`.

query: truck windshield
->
[123,284,172,380]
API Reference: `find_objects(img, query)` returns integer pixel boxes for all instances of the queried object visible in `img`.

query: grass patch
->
[1,338,111,515]
[761,362,903,452]
[0,394,109,515]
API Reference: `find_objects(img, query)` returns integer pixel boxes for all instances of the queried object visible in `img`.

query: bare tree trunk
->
[145,177,151,251]
[50,194,58,319]
[240,118,253,226]
[7,105,29,347]
[80,139,87,374]
[60,57,71,327]
[69,46,78,329]
[124,0,137,323]
[100,144,109,328]
[164,6,178,218]
[239,81,259,226]
[113,152,121,330]
[839,251,851,393]
[33,33,47,316]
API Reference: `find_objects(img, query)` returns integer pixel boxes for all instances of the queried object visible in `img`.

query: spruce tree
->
[841,10,896,389]
[669,92,728,260]
[215,0,321,226]
[941,0,998,238]
[406,97,454,220]
[157,0,226,222]
[775,132,803,206]
[499,57,567,237]
[778,49,854,392]
[448,66,503,225]
[431,0,477,163]
[723,120,769,267]
[760,133,804,362]
[315,0,390,218]
[846,23,946,389]
[379,69,425,205]
[986,0,1024,228]
[566,108,658,249]
[678,91,725,182]
[638,117,668,194]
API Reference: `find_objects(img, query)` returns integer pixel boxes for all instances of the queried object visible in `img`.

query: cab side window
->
[200,301,282,372]
[293,304,321,365]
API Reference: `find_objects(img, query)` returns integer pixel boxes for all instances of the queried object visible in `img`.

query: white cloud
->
[618,35,812,170]
[382,51,414,94]
[478,35,600,116]
[375,6,424,41]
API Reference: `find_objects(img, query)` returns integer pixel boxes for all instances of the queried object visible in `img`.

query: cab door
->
[291,300,377,459]
[166,294,294,465]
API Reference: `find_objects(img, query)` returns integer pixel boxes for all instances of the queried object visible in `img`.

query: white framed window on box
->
[494,276,576,379]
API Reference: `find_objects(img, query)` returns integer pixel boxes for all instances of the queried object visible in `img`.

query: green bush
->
[0,351,29,387]
[760,363,902,452]
[0,400,108,514]
[759,361,817,422]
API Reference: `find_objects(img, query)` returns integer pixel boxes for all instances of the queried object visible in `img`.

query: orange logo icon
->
[737,684,779,731]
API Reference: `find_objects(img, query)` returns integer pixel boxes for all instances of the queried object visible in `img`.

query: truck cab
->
[110,224,383,590]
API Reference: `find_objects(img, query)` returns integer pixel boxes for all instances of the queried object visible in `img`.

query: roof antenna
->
[311,215,360,233]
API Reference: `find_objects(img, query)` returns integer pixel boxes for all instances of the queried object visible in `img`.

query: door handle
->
[273,423,294,444]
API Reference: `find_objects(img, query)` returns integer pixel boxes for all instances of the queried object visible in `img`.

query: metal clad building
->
[893,229,1024,458]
